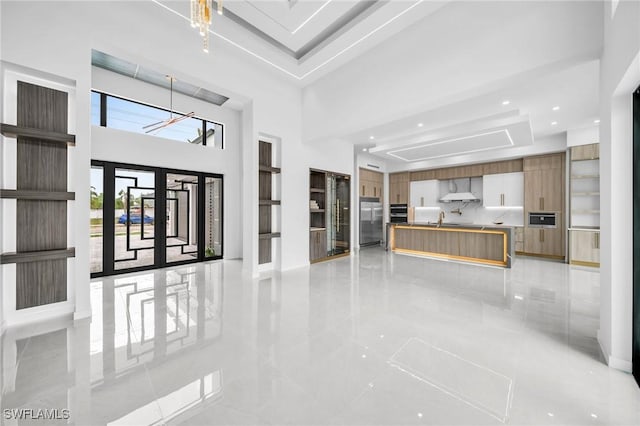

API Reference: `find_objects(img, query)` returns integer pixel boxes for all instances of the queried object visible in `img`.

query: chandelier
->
[190,0,223,53]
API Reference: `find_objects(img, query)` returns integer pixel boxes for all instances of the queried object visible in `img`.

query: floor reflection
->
[1,251,639,426]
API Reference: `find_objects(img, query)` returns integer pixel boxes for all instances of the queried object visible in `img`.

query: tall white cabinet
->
[410,180,439,207]
[482,172,524,207]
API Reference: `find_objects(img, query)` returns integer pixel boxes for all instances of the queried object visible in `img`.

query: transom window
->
[91,91,224,149]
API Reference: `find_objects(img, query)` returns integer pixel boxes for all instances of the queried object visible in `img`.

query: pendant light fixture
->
[190,0,223,53]
[143,76,195,134]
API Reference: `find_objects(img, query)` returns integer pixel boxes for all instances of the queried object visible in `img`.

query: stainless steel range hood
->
[439,178,481,203]
[439,191,480,203]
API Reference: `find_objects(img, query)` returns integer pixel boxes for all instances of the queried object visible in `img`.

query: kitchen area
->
[355,144,599,269]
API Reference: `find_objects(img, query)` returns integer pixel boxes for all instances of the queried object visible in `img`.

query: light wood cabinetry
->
[482,172,524,207]
[482,159,524,175]
[408,159,522,183]
[571,144,599,161]
[569,229,600,266]
[359,168,383,200]
[390,224,511,267]
[389,172,409,204]
[514,227,524,253]
[310,229,327,262]
[523,153,565,258]
[410,179,439,207]
[524,227,564,257]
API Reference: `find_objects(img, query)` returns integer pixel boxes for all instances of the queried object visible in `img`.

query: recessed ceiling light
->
[594,119,600,124]
[418,123,424,127]
[369,136,375,140]
[362,148,367,152]
[502,100,510,105]
[552,106,560,111]
[551,121,558,126]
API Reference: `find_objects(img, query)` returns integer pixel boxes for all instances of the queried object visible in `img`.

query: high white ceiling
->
[359,60,599,164]
[152,1,602,165]
[154,0,449,82]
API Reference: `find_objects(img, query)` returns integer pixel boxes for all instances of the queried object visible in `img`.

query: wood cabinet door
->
[398,181,409,204]
[541,168,563,211]
[524,170,542,211]
[541,228,564,257]
[524,228,543,254]
[570,230,599,263]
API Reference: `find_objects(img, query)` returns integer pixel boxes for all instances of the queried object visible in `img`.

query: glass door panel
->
[326,173,350,256]
[166,173,199,264]
[114,168,156,271]
[335,175,350,255]
[91,160,224,277]
[204,176,222,259]
[90,165,104,274]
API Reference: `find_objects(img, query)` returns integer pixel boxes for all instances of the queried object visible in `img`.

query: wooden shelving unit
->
[310,170,327,262]
[569,143,600,267]
[1,82,75,309]
[1,123,76,145]
[258,140,281,265]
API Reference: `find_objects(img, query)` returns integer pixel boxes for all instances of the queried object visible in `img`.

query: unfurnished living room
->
[1,0,640,425]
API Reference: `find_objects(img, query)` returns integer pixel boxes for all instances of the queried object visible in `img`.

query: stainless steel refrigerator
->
[359,197,383,246]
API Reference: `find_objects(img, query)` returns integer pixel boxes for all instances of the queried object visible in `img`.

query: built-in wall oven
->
[390,204,408,223]
[528,212,557,228]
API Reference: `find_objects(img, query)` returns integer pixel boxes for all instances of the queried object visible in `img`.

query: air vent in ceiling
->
[91,50,229,106]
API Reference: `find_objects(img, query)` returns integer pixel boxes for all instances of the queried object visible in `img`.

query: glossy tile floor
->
[2,248,640,425]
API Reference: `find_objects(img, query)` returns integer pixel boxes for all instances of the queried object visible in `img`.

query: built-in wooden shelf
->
[571,174,600,179]
[571,192,600,196]
[1,123,76,145]
[310,188,325,193]
[572,209,600,214]
[258,232,281,240]
[259,199,281,206]
[310,209,325,213]
[0,189,75,200]
[310,227,326,231]
[0,248,76,264]
[259,165,281,174]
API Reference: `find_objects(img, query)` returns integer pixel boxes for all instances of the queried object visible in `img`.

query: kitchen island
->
[388,223,514,268]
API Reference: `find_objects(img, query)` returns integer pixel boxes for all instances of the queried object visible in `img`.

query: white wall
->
[598,0,640,372]
[0,0,353,326]
[567,125,599,147]
[91,67,243,259]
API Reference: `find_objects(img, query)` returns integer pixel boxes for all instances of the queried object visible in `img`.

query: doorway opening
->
[90,161,223,277]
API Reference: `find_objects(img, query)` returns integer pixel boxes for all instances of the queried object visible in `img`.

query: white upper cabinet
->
[483,172,524,207]
[410,180,439,207]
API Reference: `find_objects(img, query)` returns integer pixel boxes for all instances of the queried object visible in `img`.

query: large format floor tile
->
[1,248,639,425]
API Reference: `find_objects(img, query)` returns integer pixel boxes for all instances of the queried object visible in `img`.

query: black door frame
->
[633,85,640,386]
[91,160,224,278]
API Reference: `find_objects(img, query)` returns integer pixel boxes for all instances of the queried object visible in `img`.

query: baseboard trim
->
[597,331,632,373]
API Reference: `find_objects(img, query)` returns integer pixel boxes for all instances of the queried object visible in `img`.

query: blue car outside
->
[118,214,154,224]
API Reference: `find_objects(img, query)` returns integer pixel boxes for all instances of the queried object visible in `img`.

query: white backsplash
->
[413,177,524,226]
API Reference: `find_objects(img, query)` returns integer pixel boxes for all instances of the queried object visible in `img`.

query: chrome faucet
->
[437,210,445,226]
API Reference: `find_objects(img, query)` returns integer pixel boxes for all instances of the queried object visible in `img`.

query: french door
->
[90,161,223,277]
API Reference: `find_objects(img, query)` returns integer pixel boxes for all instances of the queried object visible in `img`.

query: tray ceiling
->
[153,0,447,82]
